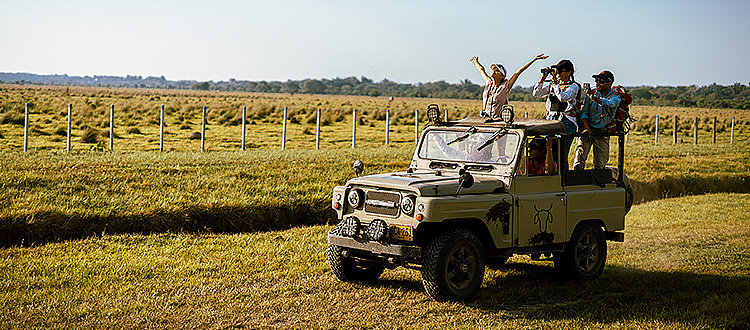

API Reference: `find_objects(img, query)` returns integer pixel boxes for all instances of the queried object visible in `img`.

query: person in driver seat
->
[528,138,558,175]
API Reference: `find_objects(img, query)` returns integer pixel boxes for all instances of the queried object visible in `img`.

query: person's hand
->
[470,56,479,64]
[534,53,549,61]
[581,127,592,137]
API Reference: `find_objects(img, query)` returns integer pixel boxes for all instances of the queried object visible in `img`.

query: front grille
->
[364,190,401,216]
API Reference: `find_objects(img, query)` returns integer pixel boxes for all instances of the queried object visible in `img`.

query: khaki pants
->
[573,135,610,170]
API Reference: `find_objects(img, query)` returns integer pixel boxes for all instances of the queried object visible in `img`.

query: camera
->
[583,83,591,91]
[540,67,554,74]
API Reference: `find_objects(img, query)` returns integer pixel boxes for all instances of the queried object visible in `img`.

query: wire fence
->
[14,103,741,153]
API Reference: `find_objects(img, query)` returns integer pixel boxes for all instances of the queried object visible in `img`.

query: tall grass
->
[1,194,748,329]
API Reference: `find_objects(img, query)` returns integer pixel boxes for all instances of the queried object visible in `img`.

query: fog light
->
[341,216,360,237]
[367,219,388,241]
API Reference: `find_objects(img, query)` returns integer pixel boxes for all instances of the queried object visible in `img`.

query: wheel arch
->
[416,218,495,251]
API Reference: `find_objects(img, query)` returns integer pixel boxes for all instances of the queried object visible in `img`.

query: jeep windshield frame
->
[416,127,521,167]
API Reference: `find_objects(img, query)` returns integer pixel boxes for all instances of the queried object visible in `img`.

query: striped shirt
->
[482,79,510,117]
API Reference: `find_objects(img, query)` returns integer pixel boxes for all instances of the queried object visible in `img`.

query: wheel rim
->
[446,245,476,290]
[575,232,599,272]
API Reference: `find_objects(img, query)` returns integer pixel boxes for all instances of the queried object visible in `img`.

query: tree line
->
[3,72,750,109]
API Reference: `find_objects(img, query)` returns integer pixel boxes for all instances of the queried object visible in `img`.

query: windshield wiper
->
[447,126,477,145]
[476,128,508,152]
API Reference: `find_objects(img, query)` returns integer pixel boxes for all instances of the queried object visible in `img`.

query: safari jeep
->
[327,105,633,301]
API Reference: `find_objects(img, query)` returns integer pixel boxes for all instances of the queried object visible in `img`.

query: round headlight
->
[401,195,415,215]
[348,189,364,209]
[367,219,388,242]
[341,216,360,237]
[500,105,514,124]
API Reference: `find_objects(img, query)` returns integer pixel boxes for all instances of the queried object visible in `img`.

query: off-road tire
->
[421,228,485,301]
[327,244,385,282]
[554,222,607,280]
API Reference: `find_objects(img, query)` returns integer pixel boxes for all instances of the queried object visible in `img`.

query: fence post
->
[525,111,528,118]
[23,103,29,152]
[655,114,659,144]
[673,115,678,144]
[282,107,287,150]
[201,105,206,152]
[67,104,72,152]
[731,116,735,144]
[414,109,419,144]
[712,116,717,144]
[352,108,357,148]
[444,108,448,122]
[316,108,321,149]
[109,104,114,151]
[385,109,390,145]
[160,105,165,152]
[693,116,698,145]
[241,106,246,150]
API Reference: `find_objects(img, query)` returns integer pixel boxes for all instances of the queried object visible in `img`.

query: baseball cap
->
[490,63,507,76]
[551,59,574,72]
[592,70,615,82]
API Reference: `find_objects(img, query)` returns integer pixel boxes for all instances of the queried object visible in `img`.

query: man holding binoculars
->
[573,70,621,170]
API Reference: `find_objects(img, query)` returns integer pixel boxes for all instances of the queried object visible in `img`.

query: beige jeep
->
[327,106,633,301]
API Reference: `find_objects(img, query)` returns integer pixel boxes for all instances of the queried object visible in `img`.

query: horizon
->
[3,0,750,87]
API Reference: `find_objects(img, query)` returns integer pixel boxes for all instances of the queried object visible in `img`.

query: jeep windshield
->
[418,128,520,165]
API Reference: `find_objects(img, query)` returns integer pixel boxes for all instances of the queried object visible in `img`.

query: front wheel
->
[421,228,485,301]
[554,222,607,280]
[327,245,384,282]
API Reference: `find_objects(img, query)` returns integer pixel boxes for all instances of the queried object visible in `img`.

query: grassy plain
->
[1,85,750,245]
[1,193,748,329]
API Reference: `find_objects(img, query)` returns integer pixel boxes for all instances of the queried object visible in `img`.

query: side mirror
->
[353,160,364,177]
[454,168,474,197]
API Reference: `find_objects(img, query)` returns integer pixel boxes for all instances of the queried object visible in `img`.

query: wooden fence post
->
[731,116,735,144]
[655,114,659,144]
[23,103,29,152]
[109,104,114,151]
[241,106,246,150]
[352,108,357,148]
[673,115,677,144]
[316,108,321,150]
[712,116,717,144]
[693,116,698,145]
[160,105,165,152]
[414,109,419,144]
[385,109,390,145]
[201,106,206,152]
[67,104,72,152]
[282,107,287,150]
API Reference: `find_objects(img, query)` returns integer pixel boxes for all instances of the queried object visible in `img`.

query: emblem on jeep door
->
[529,204,555,245]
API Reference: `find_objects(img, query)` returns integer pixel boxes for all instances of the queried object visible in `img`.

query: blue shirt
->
[581,88,620,130]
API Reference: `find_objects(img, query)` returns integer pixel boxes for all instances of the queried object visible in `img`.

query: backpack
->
[603,85,633,133]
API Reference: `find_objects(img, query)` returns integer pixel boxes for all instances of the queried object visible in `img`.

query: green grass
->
[2,193,748,329]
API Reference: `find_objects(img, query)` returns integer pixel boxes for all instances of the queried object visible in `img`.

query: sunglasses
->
[595,79,611,83]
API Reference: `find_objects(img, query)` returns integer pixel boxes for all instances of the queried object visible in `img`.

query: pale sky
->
[2,0,749,87]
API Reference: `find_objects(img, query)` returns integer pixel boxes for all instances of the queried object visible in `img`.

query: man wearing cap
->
[533,59,581,171]
[573,70,621,170]
[471,53,548,118]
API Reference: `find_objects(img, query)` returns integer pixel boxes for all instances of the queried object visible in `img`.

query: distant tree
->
[303,80,326,94]
[192,82,210,91]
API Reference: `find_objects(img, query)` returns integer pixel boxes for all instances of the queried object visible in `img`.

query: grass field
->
[2,193,748,329]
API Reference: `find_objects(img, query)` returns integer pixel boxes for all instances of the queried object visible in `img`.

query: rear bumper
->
[328,234,422,258]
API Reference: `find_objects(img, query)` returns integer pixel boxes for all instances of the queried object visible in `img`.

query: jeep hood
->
[346,170,506,196]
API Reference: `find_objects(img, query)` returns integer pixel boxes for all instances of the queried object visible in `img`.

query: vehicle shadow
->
[472,261,750,329]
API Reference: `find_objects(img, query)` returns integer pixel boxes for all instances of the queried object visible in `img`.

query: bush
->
[127,127,142,135]
[81,128,99,143]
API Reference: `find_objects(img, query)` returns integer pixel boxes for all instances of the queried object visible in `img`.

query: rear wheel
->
[554,222,607,280]
[421,228,485,301]
[327,245,384,282]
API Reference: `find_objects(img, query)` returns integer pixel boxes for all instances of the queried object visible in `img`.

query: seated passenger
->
[528,138,558,175]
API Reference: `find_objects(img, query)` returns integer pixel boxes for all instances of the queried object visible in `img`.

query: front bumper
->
[328,234,422,258]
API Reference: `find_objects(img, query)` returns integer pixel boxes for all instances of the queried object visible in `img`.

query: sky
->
[2,0,749,87]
